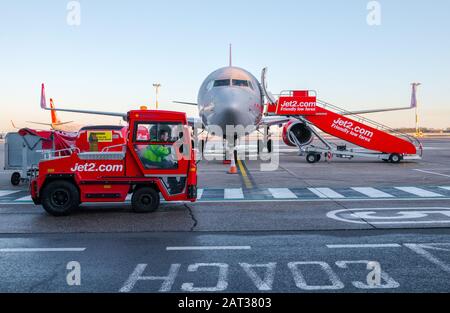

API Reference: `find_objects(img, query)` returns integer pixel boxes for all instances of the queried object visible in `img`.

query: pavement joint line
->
[166,246,251,251]
[0,248,86,252]
[326,244,402,248]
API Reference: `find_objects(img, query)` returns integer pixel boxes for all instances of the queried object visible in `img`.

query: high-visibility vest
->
[143,145,171,163]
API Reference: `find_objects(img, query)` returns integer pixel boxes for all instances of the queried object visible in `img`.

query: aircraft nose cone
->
[209,90,253,129]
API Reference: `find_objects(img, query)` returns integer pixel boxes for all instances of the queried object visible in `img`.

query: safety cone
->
[228,158,238,174]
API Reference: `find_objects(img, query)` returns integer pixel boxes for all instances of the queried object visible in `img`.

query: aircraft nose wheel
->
[257,139,273,154]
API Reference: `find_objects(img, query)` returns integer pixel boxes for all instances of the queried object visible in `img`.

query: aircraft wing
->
[339,83,420,115]
[53,121,74,126]
[258,116,291,127]
[26,122,52,127]
[187,116,204,128]
[173,101,198,106]
[341,105,416,115]
[40,84,127,120]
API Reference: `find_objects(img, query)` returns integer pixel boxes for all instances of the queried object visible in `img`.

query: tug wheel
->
[389,153,402,164]
[41,180,80,217]
[132,187,160,213]
[306,153,318,164]
[11,172,21,186]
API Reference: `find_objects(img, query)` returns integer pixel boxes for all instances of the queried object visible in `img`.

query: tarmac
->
[0,137,449,292]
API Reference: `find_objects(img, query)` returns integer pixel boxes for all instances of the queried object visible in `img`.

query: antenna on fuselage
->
[229,43,232,67]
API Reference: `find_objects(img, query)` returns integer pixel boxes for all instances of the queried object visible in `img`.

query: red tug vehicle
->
[30,86,197,216]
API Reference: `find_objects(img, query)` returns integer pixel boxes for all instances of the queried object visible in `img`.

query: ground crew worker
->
[140,129,185,194]
[142,130,173,169]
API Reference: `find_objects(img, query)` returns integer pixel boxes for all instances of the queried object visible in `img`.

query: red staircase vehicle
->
[268,90,422,163]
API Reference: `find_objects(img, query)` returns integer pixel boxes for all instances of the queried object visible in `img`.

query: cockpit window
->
[232,79,249,87]
[213,79,231,87]
[232,79,254,90]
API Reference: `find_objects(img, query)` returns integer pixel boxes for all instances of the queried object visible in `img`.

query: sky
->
[0,0,449,132]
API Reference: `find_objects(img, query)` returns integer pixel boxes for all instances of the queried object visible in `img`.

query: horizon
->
[1,0,449,131]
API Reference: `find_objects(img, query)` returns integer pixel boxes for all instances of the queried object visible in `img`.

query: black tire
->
[315,154,322,162]
[257,139,273,154]
[41,180,80,216]
[389,153,402,164]
[306,153,317,164]
[11,172,21,186]
[131,187,160,213]
[267,139,273,154]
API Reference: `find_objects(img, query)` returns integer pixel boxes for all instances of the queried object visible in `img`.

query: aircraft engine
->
[282,120,314,147]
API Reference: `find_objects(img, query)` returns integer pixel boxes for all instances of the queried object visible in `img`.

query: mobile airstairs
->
[269,90,423,164]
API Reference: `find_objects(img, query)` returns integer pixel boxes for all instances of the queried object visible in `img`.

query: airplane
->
[12,98,75,132]
[174,49,420,160]
[27,98,74,130]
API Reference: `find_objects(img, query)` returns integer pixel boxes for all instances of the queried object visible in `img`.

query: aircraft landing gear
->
[257,139,273,154]
[257,125,273,155]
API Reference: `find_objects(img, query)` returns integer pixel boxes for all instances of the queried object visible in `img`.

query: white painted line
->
[308,188,345,199]
[268,188,297,199]
[351,187,394,198]
[405,244,450,274]
[0,191,21,197]
[440,187,450,192]
[0,248,86,252]
[197,189,204,200]
[15,196,32,201]
[327,244,401,248]
[413,169,450,178]
[166,246,251,251]
[224,188,244,200]
[327,207,450,225]
[395,187,444,198]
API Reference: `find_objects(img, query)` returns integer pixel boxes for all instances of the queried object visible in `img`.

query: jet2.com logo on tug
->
[70,163,124,173]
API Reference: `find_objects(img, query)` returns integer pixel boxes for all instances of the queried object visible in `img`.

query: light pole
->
[412,83,422,138]
[153,83,161,110]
